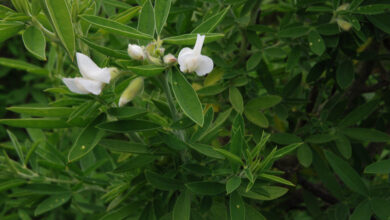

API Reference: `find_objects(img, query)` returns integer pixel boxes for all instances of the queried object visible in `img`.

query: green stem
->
[160,73,178,121]
[160,72,186,142]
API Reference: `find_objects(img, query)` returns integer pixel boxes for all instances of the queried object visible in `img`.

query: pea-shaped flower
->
[62,52,117,95]
[128,44,145,60]
[118,77,144,107]
[178,34,213,76]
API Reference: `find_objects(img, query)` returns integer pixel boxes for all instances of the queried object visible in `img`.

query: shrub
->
[1,0,390,219]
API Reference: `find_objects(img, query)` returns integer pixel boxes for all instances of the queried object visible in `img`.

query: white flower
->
[128,44,145,60]
[76,52,112,83]
[163,53,177,65]
[62,52,116,95]
[118,77,144,107]
[62,77,103,95]
[178,34,214,76]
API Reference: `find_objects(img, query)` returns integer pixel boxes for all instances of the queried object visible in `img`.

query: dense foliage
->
[1,0,390,219]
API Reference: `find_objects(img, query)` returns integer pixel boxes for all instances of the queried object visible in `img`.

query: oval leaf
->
[324,150,369,197]
[43,0,75,58]
[170,70,204,126]
[34,193,71,216]
[172,190,191,220]
[22,25,46,60]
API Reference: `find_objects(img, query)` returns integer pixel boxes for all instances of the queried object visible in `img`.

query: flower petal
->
[76,52,111,83]
[193,34,205,55]
[178,47,192,58]
[76,78,104,95]
[195,55,213,76]
[62,77,89,94]
[178,52,198,73]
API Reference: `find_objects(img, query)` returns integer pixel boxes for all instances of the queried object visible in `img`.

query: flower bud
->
[163,54,177,65]
[128,44,145,60]
[118,77,144,107]
[108,67,120,80]
[336,3,349,11]
[337,18,352,31]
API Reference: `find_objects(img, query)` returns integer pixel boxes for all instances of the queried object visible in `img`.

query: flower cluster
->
[62,34,213,107]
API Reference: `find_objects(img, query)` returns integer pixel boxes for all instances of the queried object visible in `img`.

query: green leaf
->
[213,147,244,165]
[127,65,166,77]
[162,134,188,151]
[197,84,228,96]
[155,0,171,35]
[188,143,224,159]
[370,198,390,219]
[324,150,369,197]
[107,107,147,119]
[111,6,141,23]
[350,0,365,10]
[312,151,344,200]
[259,173,295,186]
[24,184,70,195]
[0,118,69,129]
[34,193,71,216]
[114,155,156,172]
[244,109,268,128]
[99,139,151,154]
[335,135,352,159]
[354,4,390,15]
[308,30,325,56]
[22,26,46,60]
[0,58,49,76]
[297,144,312,167]
[190,107,214,142]
[7,106,73,117]
[246,51,262,71]
[274,143,303,159]
[240,186,288,201]
[364,159,390,174]
[137,0,155,45]
[145,170,183,191]
[229,87,244,114]
[0,21,24,43]
[226,176,241,194]
[43,0,75,58]
[340,128,390,142]
[270,133,302,145]
[306,6,333,12]
[163,33,224,45]
[96,119,160,133]
[336,60,354,89]
[230,191,245,220]
[245,204,266,220]
[338,99,380,127]
[245,95,282,110]
[0,179,26,193]
[367,14,390,34]
[191,6,230,33]
[170,70,203,126]
[278,26,310,38]
[7,130,25,164]
[185,181,225,195]
[305,134,336,144]
[67,118,105,163]
[350,200,371,220]
[79,15,152,40]
[80,37,129,59]
[172,190,191,220]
